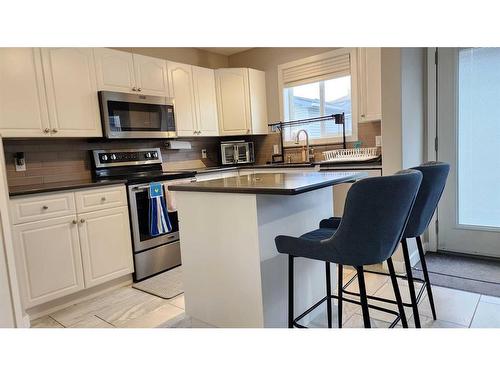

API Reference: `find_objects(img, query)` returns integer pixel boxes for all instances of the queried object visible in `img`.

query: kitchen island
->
[170,171,364,328]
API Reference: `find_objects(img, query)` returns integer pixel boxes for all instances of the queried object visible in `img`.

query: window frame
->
[277,48,359,146]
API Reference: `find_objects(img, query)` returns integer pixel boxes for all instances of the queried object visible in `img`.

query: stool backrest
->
[329,169,422,266]
[403,162,450,238]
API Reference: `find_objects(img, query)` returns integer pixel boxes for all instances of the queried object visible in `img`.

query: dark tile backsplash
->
[3,121,381,188]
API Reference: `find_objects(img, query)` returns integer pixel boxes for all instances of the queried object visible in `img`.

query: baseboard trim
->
[26,274,133,322]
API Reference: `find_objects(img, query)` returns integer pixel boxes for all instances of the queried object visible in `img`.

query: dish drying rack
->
[322,147,379,163]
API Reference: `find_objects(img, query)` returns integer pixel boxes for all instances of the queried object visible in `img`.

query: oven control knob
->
[145,152,152,158]
[110,154,117,160]
[152,152,158,158]
[101,154,108,161]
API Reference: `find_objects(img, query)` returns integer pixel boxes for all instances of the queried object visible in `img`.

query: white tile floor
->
[31,269,500,328]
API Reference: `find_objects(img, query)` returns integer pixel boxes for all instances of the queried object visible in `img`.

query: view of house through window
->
[283,75,352,144]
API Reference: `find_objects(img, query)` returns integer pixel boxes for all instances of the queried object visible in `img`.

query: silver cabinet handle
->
[80,219,85,223]
[51,129,58,133]
[132,87,137,91]
[42,205,48,210]
[72,219,77,225]
[101,196,106,202]
[137,88,142,92]
[43,128,50,134]
[246,129,250,134]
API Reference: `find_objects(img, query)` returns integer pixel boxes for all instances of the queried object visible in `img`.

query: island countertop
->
[169,171,365,195]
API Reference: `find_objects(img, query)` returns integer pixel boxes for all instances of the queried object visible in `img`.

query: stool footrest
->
[292,293,402,328]
[342,268,427,308]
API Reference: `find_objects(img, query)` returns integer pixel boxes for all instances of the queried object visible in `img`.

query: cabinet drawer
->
[10,192,76,224]
[75,185,127,213]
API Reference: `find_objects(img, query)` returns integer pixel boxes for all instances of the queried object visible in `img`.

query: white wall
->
[380,48,426,267]
[381,47,425,174]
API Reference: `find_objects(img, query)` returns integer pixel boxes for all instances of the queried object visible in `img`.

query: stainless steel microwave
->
[221,141,254,165]
[98,91,176,139]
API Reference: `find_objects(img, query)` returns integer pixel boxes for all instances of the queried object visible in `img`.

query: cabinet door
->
[168,61,197,136]
[0,48,50,137]
[193,66,219,136]
[248,69,268,135]
[12,216,84,308]
[94,48,136,93]
[133,54,169,96]
[78,207,133,288]
[215,68,251,135]
[41,48,102,137]
[357,48,382,122]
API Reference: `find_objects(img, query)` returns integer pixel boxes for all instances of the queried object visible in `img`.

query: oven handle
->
[132,185,150,192]
[131,178,197,192]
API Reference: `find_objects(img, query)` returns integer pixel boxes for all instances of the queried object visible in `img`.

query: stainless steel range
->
[92,148,196,281]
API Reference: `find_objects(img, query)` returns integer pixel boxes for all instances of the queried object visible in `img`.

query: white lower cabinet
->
[12,215,84,308]
[78,206,133,288]
[10,185,133,309]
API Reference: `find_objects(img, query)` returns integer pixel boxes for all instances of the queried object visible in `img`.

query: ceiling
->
[197,48,253,56]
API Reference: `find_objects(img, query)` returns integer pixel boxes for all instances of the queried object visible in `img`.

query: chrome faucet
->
[295,129,310,163]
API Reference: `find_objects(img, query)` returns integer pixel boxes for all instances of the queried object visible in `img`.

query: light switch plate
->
[375,136,382,147]
[201,149,207,159]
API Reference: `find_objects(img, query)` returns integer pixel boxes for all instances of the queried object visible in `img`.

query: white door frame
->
[426,47,438,252]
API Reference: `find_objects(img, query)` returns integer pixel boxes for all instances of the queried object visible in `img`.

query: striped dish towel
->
[148,182,172,236]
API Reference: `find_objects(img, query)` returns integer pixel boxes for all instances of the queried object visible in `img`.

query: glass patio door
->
[437,47,500,257]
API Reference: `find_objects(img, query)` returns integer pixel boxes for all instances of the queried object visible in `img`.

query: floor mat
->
[414,252,500,297]
[133,266,183,299]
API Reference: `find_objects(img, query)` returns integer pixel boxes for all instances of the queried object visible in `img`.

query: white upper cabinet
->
[168,61,197,136]
[168,62,219,137]
[94,48,169,96]
[0,48,51,137]
[357,48,382,123]
[94,48,136,93]
[193,66,219,136]
[216,68,251,135]
[41,48,102,137]
[215,68,268,136]
[133,54,169,96]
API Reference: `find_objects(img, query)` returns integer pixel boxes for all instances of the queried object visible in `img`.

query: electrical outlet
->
[14,152,26,172]
[273,144,280,155]
[201,149,207,159]
[375,136,382,147]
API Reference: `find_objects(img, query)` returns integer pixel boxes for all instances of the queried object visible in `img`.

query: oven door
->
[99,91,176,139]
[128,183,179,252]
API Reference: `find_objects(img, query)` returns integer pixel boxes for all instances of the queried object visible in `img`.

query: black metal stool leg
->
[338,264,343,328]
[416,236,437,320]
[288,255,294,328]
[401,239,421,328]
[387,257,408,328]
[325,262,333,328]
[356,266,371,328]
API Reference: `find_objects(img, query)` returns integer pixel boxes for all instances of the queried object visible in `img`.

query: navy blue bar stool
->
[275,170,422,328]
[320,162,450,328]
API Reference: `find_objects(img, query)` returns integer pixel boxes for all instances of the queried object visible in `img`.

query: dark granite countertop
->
[169,171,365,195]
[9,179,128,197]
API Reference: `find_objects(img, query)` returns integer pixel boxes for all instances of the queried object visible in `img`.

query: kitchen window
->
[278,49,358,145]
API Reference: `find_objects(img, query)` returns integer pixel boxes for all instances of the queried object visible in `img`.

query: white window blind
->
[281,53,351,88]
